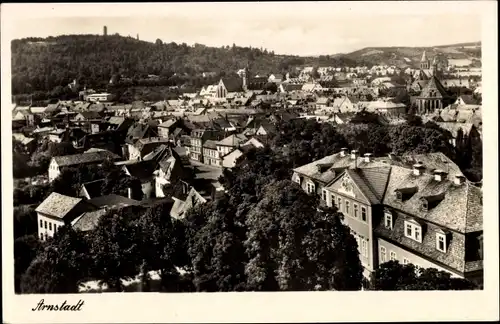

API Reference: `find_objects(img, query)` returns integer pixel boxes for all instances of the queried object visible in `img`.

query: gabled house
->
[48,150,121,182]
[36,192,96,241]
[215,134,248,157]
[128,137,171,161]
[122,160,156,199]
[170,187,207,219]
[79,179,106,199]
[202,140,221,167]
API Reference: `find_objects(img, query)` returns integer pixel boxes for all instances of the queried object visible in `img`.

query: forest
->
[11,34,358,96]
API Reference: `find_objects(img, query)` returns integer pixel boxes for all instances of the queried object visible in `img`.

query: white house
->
[35,192,94,241]
[222,149,244,169]
[48,151,120,182]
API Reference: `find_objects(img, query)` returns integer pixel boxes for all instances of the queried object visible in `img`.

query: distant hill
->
[341,42,481,68]
[10,35,481,97]
[10,34,357,95]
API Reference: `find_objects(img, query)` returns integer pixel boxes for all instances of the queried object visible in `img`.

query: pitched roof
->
[123,160,156,180]
[72,209,108,232]
[345,167,391,204]
[420,76,448,99]
[35,192,84,219]
[203,140,218,150]
[81,179,106,198]
[221,77,244,92]
[87,194,141,209]
[215,134,248,147]
[436,122,474,138]
[53,150,120,167]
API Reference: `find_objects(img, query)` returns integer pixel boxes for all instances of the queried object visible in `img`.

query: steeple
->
[420,50,430,70]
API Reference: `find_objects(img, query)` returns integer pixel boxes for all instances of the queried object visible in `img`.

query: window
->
[353,204,358,218]
[403,258,410,265]
[404,221,423,243]
[355,235,361,250]
[390,251,397,261]
[345,200,350,214]
[331,194,336,206]
[384,212,393,229]
[306,182,315,194]
[40,219,43,228]
[338,198,342,211]
[295,177,301,185]
[322,189,327,202]
[44,221,47,229]
[436,233,447,252]
[380,246,387,263]
[49,223,52,231]
[361,207,367,222]
[361,239,368,257]
[40,233,44,240]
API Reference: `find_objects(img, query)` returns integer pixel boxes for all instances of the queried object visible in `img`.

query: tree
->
[20,226,91,293]
[14,205,38,239]
[137,202,190,291]
[369,261,477,290]
[244,180,362,291]
[155,38,163,46]
[14,234,41,293]
[88,208,144,291]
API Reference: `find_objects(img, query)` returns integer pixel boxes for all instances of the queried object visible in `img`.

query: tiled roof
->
[436,122,474,138]
[203,140,218,150]
[215,134,248,147]
[158,119,177,128]
[54,150,120,167]
[35,192,84,219]
[72,209,108,232]
[382,165,482,233]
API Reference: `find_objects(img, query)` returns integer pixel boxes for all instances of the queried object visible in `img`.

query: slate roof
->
[35,192,84,219]
[77,111,103,120]
[382,166,482,233]
[344,167,391,204]
[458,95,477,105]
[53,150,120,167]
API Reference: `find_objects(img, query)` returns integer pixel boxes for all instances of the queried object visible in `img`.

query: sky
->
[5,3,483,56]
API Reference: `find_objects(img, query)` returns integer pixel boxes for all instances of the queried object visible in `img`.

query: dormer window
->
[384,211,394,230]
[395,187,418,202]
[404,219,422,243]
[435,228,450,253]
[420,193,445,211]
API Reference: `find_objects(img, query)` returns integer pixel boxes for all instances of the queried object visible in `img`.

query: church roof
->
[420,76,448,99]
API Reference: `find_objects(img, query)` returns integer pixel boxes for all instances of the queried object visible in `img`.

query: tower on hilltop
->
[103,26,108,36]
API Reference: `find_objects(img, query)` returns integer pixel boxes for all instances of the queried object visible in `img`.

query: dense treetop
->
[11,34,358,95]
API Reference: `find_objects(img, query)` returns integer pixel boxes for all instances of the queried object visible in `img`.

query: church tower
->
[430,56,438,76]
[420,50,430,70]
[242,65,249,92]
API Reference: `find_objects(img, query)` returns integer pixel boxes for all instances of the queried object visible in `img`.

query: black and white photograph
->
[2,2,498,323]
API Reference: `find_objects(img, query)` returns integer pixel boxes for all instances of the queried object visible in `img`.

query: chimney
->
[454,175,466,185]
[364,153,372,163]
[433,169,447,182]
[340,147,348,157]
[413,163,424,176]
[350,150,359,160]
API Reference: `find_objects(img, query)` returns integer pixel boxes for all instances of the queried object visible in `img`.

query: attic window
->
[436,230,449,253]
[384,211,394,230]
